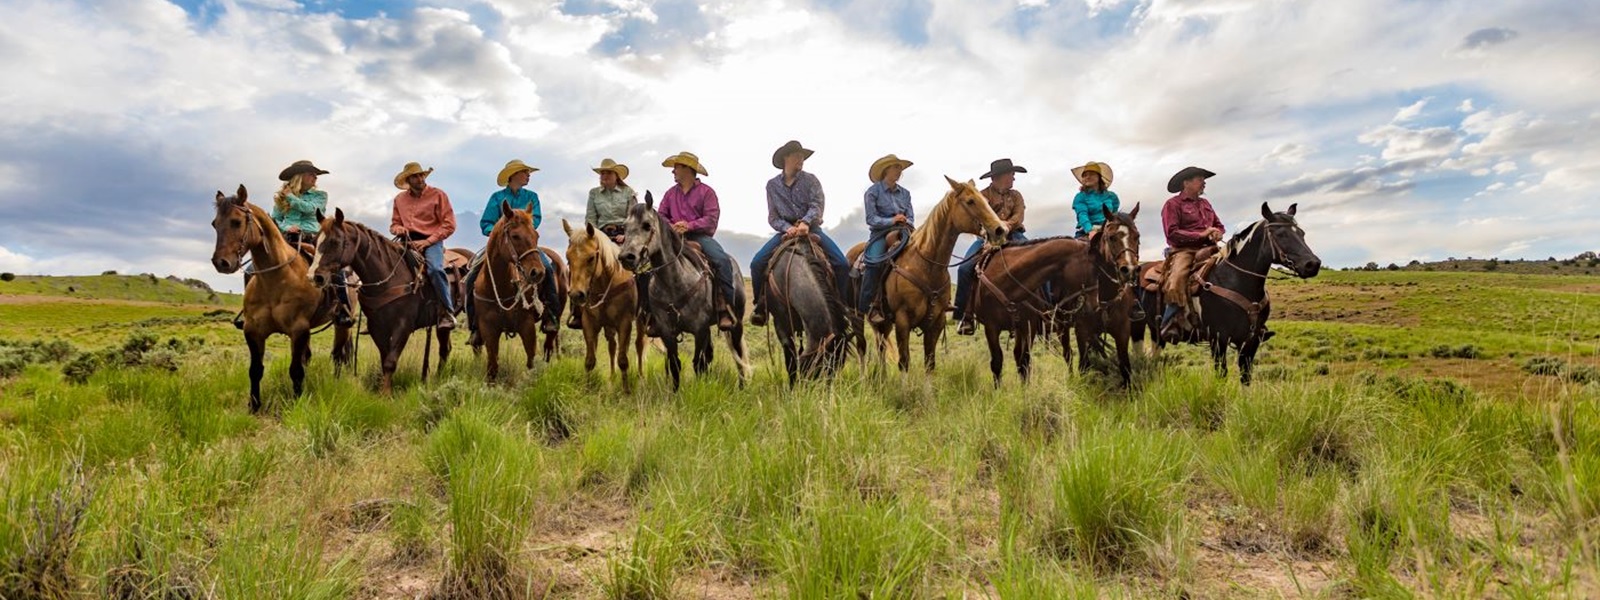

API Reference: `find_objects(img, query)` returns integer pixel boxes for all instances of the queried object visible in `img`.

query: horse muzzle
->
[212,256,240,274]
[618,252,639,271]
[570,290,587,304]
[1299,259,1322,278]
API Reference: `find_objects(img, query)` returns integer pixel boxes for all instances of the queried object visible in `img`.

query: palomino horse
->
[969,213,1145,387]
[563,219,644,391]
[210,185,352,413]
[767,236,852,385]
[469,201,548,382]
[309,209,453,394]
[1132,203,1321,384]
[845,176,1009,372]
[617,191,751,391]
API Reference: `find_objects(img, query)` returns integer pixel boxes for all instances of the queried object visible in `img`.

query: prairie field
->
[2,271,1599,598]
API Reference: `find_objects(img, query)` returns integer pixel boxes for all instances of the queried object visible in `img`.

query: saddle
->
[850,229,906,274]
[1141,246,1220,294]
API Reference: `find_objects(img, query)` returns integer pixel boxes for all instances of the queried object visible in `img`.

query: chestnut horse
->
[210,185,352,413]
[469,201,551,382]
[846,176,1009,372]
[309,209,453,394]
[563,219,644,391]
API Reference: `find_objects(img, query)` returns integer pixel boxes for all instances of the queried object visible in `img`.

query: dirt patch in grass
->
[526,497,634,597]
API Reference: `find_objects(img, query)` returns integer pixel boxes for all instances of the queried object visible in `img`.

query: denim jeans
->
[686,234,735,306]
[953,230,1027,319]
[750,230,850,306]
[858,230,893,313]
[422,243,452,311]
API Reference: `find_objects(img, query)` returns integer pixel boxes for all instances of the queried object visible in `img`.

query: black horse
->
[1133,202,1320,384]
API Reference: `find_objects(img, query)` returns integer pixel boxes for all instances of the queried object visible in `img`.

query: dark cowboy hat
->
[980,158,1028,179]
[1167,166,1216,193]
[278,159,329,181]
[771,140,814,169]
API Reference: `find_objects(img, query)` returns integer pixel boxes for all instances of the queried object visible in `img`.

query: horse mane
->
[907,186,959,254]
[1007,235,1078,247]
[1225,220,1263,258]
[573,224,622,274]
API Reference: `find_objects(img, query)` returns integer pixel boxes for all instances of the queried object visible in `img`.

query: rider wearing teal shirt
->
[468,161,556,345]
[271,189,328,235]
[479,187,542,234]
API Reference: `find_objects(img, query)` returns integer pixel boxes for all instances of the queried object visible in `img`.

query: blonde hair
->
[275,174,313,213]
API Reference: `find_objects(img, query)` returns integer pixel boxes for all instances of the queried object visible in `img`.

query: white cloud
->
[1393,98,1428,123]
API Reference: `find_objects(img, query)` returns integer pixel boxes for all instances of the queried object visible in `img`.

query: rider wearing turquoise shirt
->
[466,160,557,346]
[1071,161,1119,238]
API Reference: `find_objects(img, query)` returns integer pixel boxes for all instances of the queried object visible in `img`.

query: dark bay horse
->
[617,191,751,390]
[1079,206,1143,385]
[1132,203,1321,384]
[968,236,1093,385]
[309,209,453,394]
[210,185,352,413]
[470,201,547,382]
[767,236,852,385]
[563,218,644,391]
[845,176,1009,372]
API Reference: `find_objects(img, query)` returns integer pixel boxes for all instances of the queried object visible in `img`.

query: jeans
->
[750,231,850,307]
[953,230,1027,319]
[858,230,892,313]
[686,234,736,306]
[422,243,452,311]
[464,250,555,330]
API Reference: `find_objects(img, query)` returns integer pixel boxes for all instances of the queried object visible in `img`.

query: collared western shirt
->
[864,181,914,232]
[391,185,457,246]
[479,186,541,235]
[660,180,721,236]
[586,184,638,230]
[981,185,1025,230]
[765,170,825,233]
[1161,193,1224,249]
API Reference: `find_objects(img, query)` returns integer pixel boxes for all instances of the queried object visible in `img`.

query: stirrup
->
[957,319,976,335]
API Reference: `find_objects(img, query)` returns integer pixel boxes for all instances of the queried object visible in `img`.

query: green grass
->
[0,274,235,305]
[0,271,1598,597]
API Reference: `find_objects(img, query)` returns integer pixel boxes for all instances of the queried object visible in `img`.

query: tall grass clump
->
[97,484,206,600]
[1136,368,1232,431]
[0,458,92,600]
[283,391,403,459]
[213,516,354,600]
[603,519,689,600]
[772,492,945,600]
[426,404,549,598]
[1038,426,1193,574]
[1230,382,1373,476]
[1344,457,1455,596]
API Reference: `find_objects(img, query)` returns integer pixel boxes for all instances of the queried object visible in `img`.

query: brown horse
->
[967,236,1096,385]
[209,185,352,413]
[563,218,644,391]
[308,209,452,395]
[846,176,1009,372]
[468,201,549,382]
[1076,206,1143,385]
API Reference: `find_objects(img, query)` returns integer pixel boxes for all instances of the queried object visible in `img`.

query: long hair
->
[275,174,314,213]
[1078,180,1108,194]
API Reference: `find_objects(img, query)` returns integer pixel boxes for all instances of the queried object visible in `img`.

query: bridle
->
[1221,220,1304,280]
[223,201,293,275]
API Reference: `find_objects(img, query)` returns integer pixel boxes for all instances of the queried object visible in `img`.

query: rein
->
[479,246,543,312]
[232,203,294,276]
[1200,220,1299,337]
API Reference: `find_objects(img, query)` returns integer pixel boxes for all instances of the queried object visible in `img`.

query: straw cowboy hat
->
[278,159,329,182]
[868,154,913,183]
[661,151,708,176]
[592,158,630,181]
[1071,161,1114,187]
[1166,166,1216,194]
[393,162,434,189]
[496,159,539,187]
[771,140,814,169]
[980,158,1028,179]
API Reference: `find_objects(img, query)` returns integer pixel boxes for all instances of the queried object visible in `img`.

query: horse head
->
[308,208,355,287]
[618,190,667,272]
[1259,202,1321,278]
[489,199,544,289]
[563,218,605,304]
[210,184,257,274]
[1094,203,1142,283]
[943,176,1008,245]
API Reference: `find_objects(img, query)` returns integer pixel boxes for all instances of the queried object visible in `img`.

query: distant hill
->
[0,273,239,305]
[1346,251,1600,276]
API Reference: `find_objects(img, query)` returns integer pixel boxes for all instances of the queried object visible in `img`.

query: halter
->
[480,245,544,312]
[1091,221,1139,287]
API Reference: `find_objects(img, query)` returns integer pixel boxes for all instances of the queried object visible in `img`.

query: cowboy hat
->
[661,151,708,176]
[771,140,814,169]
[496,159,538,187]
[393,162,434,189]
[592,158,629,181]
[278,159,329,182]
[980,158,1028,179]
[1166,166,1216,194]
[1071,161,1114,187]
[868,154,913,183]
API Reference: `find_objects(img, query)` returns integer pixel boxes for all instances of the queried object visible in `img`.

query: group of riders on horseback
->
[217,141,1315,406]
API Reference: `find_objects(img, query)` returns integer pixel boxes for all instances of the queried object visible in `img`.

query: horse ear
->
[1102,205,1115,221]
[236,184,247,203]
[585,222,596,238]
[215,190,225,202]
[1129,203,1140,220]
[1286,203,1298,216]
[333,207,345,226]
[499,199,513,221]
[561,218,572,236]
[644,190,654,210]
[315,209,325,223]
[944,175,959,190]
[1261,202,1273,220]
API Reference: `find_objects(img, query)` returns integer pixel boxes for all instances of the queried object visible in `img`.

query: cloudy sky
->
[1,0,1596,292]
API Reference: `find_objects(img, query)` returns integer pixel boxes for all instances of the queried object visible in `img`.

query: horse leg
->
[1238,335,1261,386]
[1111,313,1132,387]
[583,317,600,373]
[893,318,913,373]
[1016,328,1034,383]
[662,335,682,391]
[484,323,501,383]
[923,314,944,373]
[779,324,799,387]
[520,318,540,372]
[692,330,712,376]
[729,323,749,388]
[1209,333,1229,378]
[332,323,352,375]
[984,324,1004,386]
[246,333,266,414]
[380,330,406,396]
[290,330,311,399]
[437,326,451,375]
